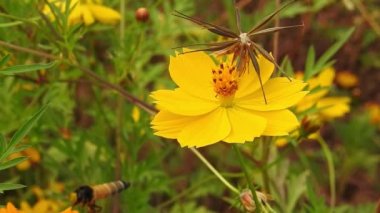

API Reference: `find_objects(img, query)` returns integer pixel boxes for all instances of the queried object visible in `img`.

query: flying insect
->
[70,180,130,213]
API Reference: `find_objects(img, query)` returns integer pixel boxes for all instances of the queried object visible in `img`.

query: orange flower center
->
[212,63,238,106]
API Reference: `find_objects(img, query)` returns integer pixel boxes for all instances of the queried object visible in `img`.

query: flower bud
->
[135,7,149,22]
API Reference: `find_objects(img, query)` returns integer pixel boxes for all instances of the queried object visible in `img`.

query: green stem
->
[261,139,271,193]
[190,147,239,195]
[317,136,336,212]
[232,144,262,213]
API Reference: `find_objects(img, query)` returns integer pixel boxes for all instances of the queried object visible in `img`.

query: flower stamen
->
[212,63,238,107]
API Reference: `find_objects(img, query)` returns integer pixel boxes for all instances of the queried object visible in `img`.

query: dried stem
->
[354,0,380,37]
[0,40,157,115]
[273,0,280,65]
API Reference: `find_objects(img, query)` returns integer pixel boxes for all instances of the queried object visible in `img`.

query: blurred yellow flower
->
[43,0,121,26]
[364,102,380,124]
[60,207,79,213]
[9,148,40,171]
[21,200,60,213]
[296,67,350,120]
[151,50,307,147]
[0,202,20,213]
[132,106,141,123]
[335,71,359,88]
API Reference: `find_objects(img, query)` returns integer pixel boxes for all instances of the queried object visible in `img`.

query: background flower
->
[43,0,121,25]
[296,67,350,120]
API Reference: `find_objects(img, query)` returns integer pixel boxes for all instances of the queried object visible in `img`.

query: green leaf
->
[305,27,355,79]
[286,171,309,213]
[0,61,55,75]
[0,21,23,28]
[0,183,26,193]
[0,157,28,171]
[318,137,336,211]
[304,46,316,80]
[0,135,6,156]
[0,54,10,68]
[0,105,48,162]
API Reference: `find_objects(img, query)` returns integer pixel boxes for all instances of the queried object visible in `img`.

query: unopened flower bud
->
[240,189,270,212]
[135,7,149,22]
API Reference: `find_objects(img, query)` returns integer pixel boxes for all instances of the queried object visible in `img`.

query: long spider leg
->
[247,0,295,34]
[248,47,268,104]
[179,42,236,55]
[235,46,245,73]
[235,6,242,34]
[172,40,237,50]
[173,10,238,38]
[249,24,304,36]
[252,42,292,81]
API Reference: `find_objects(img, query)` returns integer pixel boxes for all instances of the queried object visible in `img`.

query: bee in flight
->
[173,0,303,104]
[69,180,130,213]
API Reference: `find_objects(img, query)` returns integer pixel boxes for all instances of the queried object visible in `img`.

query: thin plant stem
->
[354,0,380,37]
[273,0,280,62]
[157,173,242,210]
[317,136,336,211]
[232,144,262,213]
[113,2,126,211]
[190,147,240,195]
[0,40,157,114]
[261,139,271,193]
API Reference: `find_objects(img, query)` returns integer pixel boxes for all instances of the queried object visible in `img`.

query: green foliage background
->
[0,0,379,212]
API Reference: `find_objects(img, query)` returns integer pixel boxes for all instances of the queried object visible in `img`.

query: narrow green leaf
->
[0,54,10,68]
[0,157,28,171]
[0,105,48,162]
[10,144,31,154]
[318,136,336,211]
[0,135,6,156]
[305,27,355,79]
[0,183,26,193]
[304,46,315,80]
[0,21,23,28]
[0,61,55,75]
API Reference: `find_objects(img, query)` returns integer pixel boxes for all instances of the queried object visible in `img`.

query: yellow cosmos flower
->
[43,0,121,26]
[335,70,359,88]
[296,67,350,120]
[151,51,308,147]
[21,199,60,213]
[8,148,40,171]
[60,207,79,213]
[0,203,20,213]
[364,102,380,124]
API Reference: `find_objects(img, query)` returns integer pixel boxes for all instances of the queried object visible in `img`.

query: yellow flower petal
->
[6,202,19,213]
[317,97,350,118]
[336,71,358,88]
[255,110,299,136]
[151,89,218,116]
[152,110,196,139]
[237,78,308,111]
[178,108,230,147]
[296,88,328,112]
[68,5,83,25]
[318,67,335,87]
[235,54,275,98]
[81,6,95,25]
[24,148,40,163]
[169,50,215,100]
[87,4,121,24]
[131,106,140,123]
[61,207,79,213]
[275,137,288,147]
[223,107,266,143]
